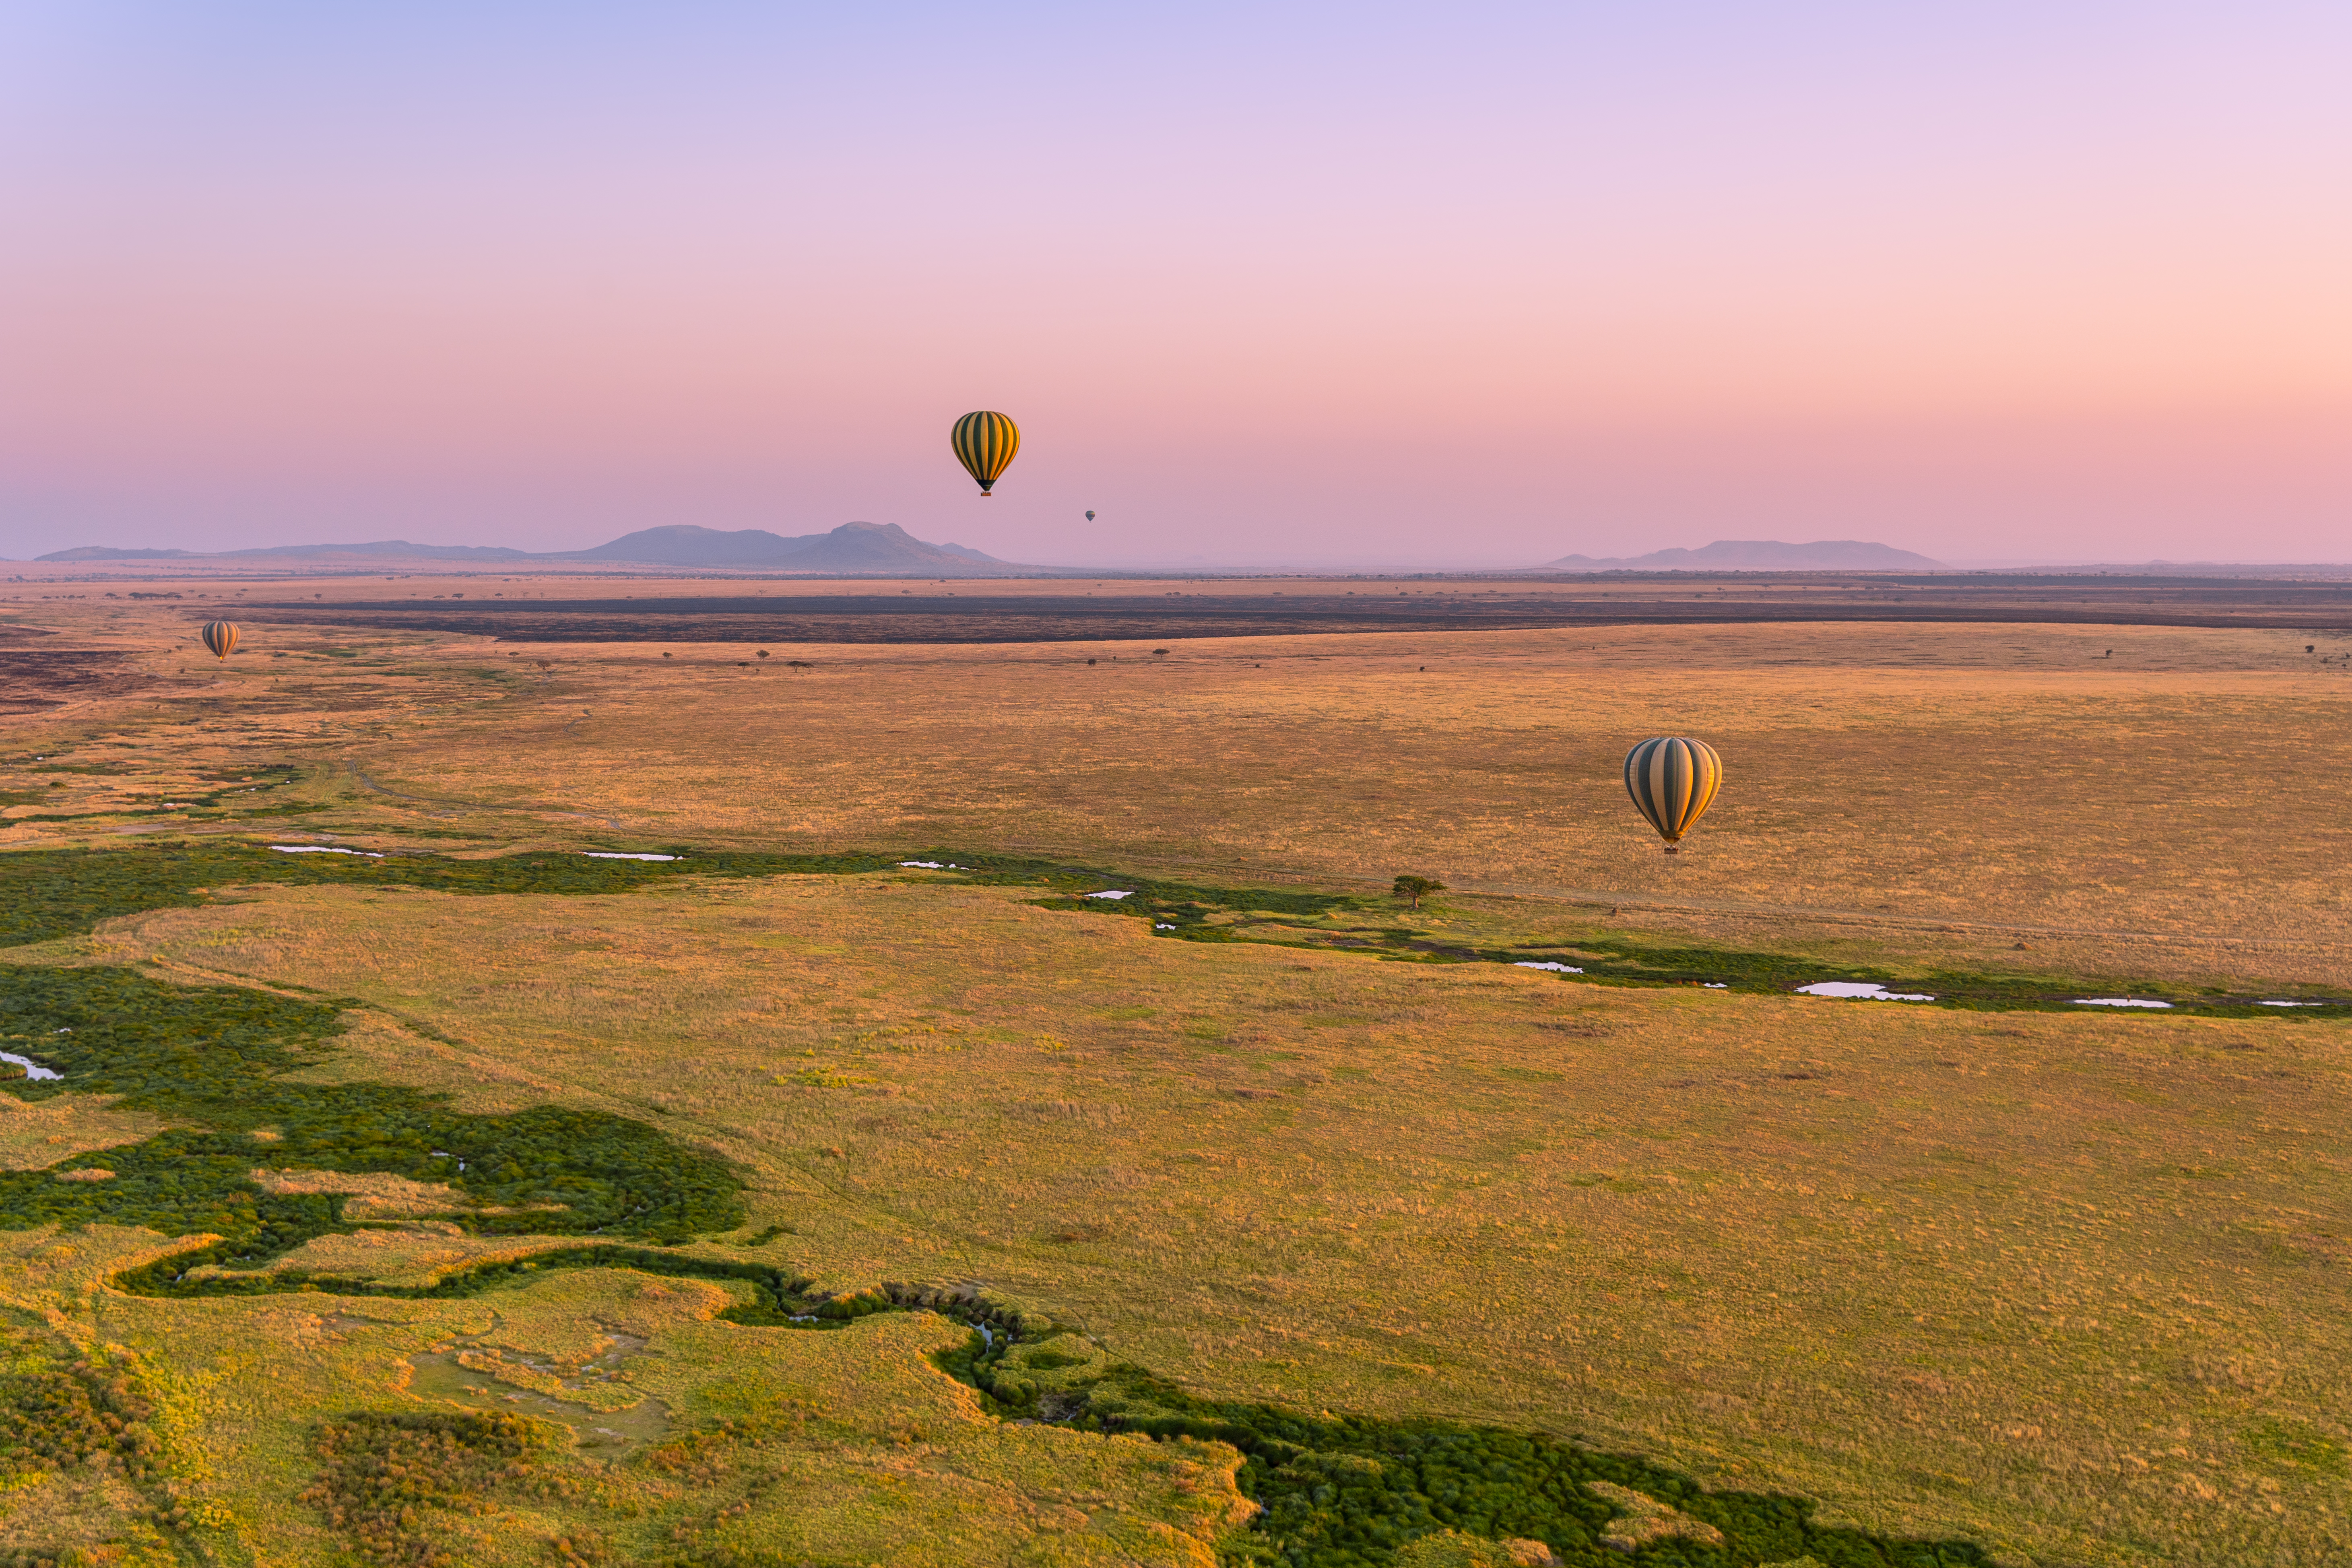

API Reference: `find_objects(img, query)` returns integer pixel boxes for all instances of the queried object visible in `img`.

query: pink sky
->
[3,3,2347,567]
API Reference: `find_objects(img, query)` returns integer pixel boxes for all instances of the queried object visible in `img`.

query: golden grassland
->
[4,587,2352,1565]
[5,592,2349,986]
[0,1093,168,1174]
[6,873,2344,1566]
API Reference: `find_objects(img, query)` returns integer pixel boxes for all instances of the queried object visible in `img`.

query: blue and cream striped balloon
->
[200,621,240,660]
[1623,736,1722,849]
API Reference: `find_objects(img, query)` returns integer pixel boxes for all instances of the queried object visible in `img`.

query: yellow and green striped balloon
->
[1623,736,1721,850]
[200,621,241,660]
[951,411,1020,495]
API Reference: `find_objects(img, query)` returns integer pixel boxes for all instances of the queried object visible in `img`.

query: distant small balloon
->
[200,621,240,660]
[1085,510,1096,522]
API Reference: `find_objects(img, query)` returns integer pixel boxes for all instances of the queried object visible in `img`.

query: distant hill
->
[37,540,528,563]
[37,546,200,561]
[225,541,533,560]
[1540,539,1943,571]
[560,525,825,566]
[37,523,1024,574]
[776,522,994,572]
[557,521,1007,571]
[1983,560,2352,579]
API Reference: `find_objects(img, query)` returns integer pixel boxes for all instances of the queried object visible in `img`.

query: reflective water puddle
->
[1795,981,1935,1001]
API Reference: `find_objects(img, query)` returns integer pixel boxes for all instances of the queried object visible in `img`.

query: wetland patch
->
[404,1331,671,1454]
[0,964,745,1285]
[945,1327,1992,1568]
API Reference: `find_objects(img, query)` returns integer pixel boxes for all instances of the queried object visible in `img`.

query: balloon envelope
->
[951,411,1020,495]
[200,621,240,660]
[1623,737,1722,844]
[1085,510,1095,521]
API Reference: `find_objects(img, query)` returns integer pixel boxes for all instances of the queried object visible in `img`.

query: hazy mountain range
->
[64,531,2327,578]
[1538,539,1943,571]
[38,522,1021,573]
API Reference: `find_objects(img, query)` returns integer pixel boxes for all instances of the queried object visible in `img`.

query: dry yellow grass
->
[246,1167,474,1220]
[0,1089,167,1171]
[182,1226,602,1289]
[6,592,2348,987]
[6,585,2352,1565]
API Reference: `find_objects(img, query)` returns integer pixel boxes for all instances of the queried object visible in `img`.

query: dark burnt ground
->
[231,596,1564,643]
[0,648,156,713]
[223,574,2352,644]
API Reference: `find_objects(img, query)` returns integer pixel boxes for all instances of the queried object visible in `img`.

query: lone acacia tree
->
[1393,875,1446,910]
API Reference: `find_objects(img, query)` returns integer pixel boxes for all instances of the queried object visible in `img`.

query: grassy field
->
[6,590,2348,986]
[3,586,2350,1566]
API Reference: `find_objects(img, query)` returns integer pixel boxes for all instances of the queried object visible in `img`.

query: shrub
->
[1393,875,1446,909]
[300,1411,555,1567]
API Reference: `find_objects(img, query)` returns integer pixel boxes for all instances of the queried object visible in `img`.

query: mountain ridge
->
[37,523,1019,572]
[1539,539,1943,571]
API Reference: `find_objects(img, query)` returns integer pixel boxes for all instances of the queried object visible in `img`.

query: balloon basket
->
[1663,846,1679,855]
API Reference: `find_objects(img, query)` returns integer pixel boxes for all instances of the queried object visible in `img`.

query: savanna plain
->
[2,581,2349,1568]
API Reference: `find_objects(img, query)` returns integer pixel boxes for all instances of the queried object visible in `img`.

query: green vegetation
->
[0,841,898,949]
[2240,1419,2348,1477]
[1133,909,2346,1017]
[945,1335,1989,1567]
[0,1331,188,1564]
[0,965,745,1277]
[1392,875,1446,910]
[0,1337,163,1486]
[10,840,2321,1015]
[0,841,1347,951]
[300,1411,563,1568]
[0,1546,93,1568]
[1459,930,2341,1016]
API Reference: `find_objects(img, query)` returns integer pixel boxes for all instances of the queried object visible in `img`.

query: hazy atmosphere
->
[8,12,2352,1567]
[5,2,2348,567]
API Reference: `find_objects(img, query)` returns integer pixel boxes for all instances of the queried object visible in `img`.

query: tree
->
[1393,875,1446,910]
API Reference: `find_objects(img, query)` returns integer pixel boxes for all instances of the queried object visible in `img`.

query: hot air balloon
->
[1623,737,1721,852]
[951,411,1020,495]
[1085,510,1095,522]
[200,621,241,660]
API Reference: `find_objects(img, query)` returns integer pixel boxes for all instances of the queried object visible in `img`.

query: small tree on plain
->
[1393,875,1446,910]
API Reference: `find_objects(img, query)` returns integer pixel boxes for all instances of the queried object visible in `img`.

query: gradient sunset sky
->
[4,2,2346,567]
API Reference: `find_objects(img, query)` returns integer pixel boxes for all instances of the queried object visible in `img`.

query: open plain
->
[4,580,2350,1567]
